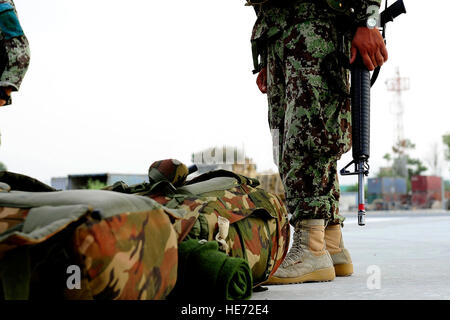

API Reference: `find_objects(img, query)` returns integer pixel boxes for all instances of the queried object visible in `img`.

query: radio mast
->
[385,67,410,177]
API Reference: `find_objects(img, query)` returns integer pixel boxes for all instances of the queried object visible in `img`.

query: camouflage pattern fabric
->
[0,207,29,258]
[0,167,289,298]
[251,0,381,226]
[0,207,28,235]
[148,159,189,188]
[0,204,184,300]
[72,208,179,300]
[0,206,90,261]
[266,17,351,226]
[150,171,290,285]
[0,180,194,300]
[0,0,30,105]
[251,2,331,44]
[0,205,93,299]
[251,1,381,44]
[0,204,191,300]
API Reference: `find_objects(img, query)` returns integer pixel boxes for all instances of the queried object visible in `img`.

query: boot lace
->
[281,225,304,267]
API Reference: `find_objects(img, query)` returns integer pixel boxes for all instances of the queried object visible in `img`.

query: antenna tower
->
[385,67,410,177]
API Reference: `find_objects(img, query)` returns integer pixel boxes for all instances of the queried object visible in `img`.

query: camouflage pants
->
[266,18,352,226]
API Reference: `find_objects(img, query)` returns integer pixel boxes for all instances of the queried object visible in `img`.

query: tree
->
[86,179,106,190]
[0,162,6,171]
[390,139,417,178]
[376,166,394,178]
[389,139,427,177]
[444,133,450,165]
[376,153,395,178]
[383,153,392,164]
[392,138,416,154]
[379,138,428,192]
[407,158,427,177]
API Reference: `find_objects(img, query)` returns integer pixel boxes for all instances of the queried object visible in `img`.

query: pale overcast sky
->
[0,0,449,185]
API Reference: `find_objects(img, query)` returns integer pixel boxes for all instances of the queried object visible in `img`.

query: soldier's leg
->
[266,37,286,169]
[265,35,335,285]
[285,154,343,225]
[279,18,351,225]
[266,19,352,284]
[286,154,353,276]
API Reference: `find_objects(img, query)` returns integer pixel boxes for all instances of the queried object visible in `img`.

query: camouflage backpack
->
[116,159,291,286]
[0,171,189,300]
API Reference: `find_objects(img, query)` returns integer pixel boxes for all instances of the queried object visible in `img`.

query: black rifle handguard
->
[351,56,371,162]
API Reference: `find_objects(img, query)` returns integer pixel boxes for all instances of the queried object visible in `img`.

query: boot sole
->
[263,266,336,285]
[334,263,353,277]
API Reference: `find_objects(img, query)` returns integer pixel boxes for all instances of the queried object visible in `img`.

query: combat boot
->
[265,219,335,284]
[325,223,353,276]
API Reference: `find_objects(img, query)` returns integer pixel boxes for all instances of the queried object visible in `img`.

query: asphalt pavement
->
[252,210,450,300]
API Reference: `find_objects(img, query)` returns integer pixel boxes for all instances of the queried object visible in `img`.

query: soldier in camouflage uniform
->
[0,0,30,147]
[249,0,388,284]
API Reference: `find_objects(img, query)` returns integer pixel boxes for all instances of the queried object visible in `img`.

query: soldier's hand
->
[256,67,267,94]
[350,27,388,71]
[0,87,12,107]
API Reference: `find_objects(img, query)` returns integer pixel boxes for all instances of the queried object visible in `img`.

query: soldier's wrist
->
[0,87,11,102]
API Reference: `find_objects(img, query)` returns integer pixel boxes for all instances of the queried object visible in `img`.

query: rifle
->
[340,0,406,226]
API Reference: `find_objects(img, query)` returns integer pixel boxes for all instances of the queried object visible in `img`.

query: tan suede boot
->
[265,219,335,284]
[325,223,353,276]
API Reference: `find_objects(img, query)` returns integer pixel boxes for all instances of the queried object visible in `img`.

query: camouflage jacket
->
[0,0,30,105]
[250,0,381,72]
[251,0,382,41]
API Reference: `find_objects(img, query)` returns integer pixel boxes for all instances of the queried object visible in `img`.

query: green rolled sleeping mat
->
[167,239,252,301]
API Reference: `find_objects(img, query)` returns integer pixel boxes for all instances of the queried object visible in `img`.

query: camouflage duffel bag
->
[118,159,291,286]
[0,172,193,300]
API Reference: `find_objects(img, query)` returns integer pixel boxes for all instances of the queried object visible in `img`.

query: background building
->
[51,173,148,190]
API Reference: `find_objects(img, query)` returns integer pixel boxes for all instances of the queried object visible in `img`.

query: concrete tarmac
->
[252,211,450,300]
